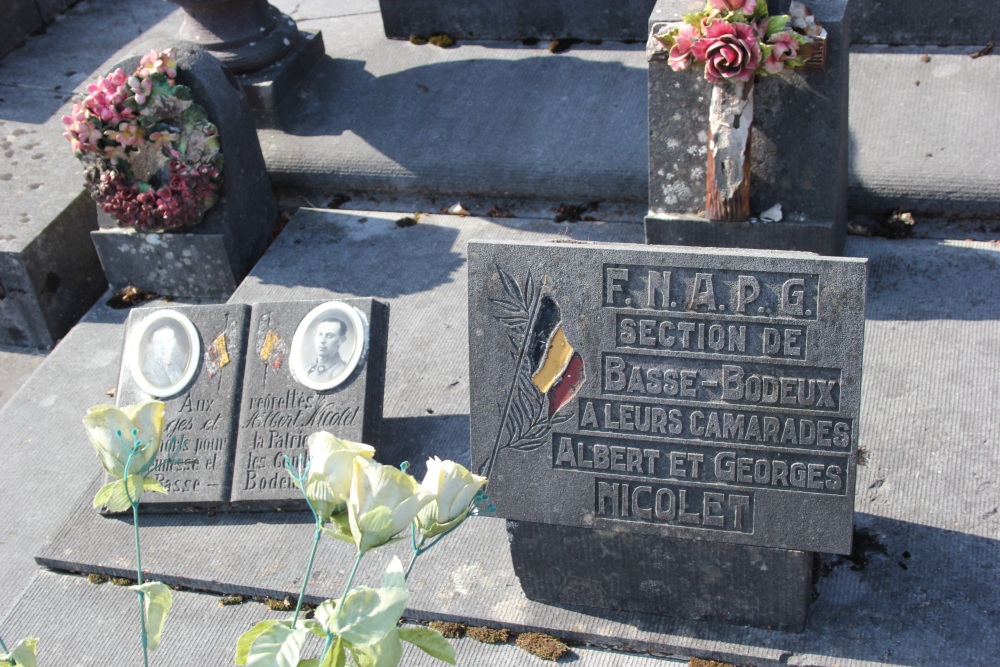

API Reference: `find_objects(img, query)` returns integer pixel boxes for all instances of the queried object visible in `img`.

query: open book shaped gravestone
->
[109,299,388,511]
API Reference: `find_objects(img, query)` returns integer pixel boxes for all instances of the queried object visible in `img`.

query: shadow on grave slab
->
[497,512,997,664]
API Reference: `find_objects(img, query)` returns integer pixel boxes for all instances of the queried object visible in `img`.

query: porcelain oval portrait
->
[290,301,369,392]
[126,309,201,398]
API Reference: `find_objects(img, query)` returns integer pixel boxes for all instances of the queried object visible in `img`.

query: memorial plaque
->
[469,240,866,554]
[116,304,250,510]
[230,299,389,509]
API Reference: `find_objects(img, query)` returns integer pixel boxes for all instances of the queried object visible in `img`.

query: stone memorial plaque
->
[230,299,389,509]
[115,304,250,510]
[469,240,866,554]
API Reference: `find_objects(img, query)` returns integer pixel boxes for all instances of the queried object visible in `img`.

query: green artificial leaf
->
[320,512,353,544]
[93,479,119,509]
[1,637,39,667]
[94,475,145,512]
[319,637,346,667]
[655,29,677,49]
[130,581,173,652]
[381,556,406,590]
[236,620,285,665]
[681,11,704,28]
[347,629,403,667]
[143,476,168,495]
[245,621,308,667]
[317,585,408,647]
[297,661,319,667]
[753,0,769,19]
[399,626,457,665]
[767,15,790,37]
[791,31,811,46]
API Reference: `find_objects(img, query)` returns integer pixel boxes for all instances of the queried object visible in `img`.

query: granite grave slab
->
[113,303,250,510]
[469,239,867,554]
[230,298,389,509]
[644,0,850,255]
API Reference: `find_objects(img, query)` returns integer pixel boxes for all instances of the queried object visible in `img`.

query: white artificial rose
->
[415,457,487,539]
[83,402,165,479]
[347,457,433,553]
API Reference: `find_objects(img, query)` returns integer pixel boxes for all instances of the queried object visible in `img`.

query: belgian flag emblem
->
[528,296,586,417]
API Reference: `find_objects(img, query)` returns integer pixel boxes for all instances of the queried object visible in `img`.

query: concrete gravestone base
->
[508,520,813,632]
[90,42,277,299]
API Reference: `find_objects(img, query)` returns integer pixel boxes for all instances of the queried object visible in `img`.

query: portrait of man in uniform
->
[127,309,200,398]
[142,324,190,389]
[290,301,368,391]
[307,317,349,382]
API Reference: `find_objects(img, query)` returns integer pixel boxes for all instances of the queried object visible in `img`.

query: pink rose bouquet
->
[654,0,816,83]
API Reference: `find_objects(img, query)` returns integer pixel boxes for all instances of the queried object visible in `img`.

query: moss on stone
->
[428,621,466,638]
[467,625,510,644]
[516,632,570,661]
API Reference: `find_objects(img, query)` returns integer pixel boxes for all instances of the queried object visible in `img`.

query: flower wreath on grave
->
[649,0,826,222]
[62,49,224,231]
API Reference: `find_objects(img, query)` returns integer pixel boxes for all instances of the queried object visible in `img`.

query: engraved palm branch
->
[479,265,573,479]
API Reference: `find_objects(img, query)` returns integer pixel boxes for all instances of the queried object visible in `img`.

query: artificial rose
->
[709,0,757,13]
[347,457,434,553]
[668,24,703,72]
[83,402,165,479]
[764,31,799,73]
[415,457,487,538]
[692,20,761,83]
[303,431,375,521]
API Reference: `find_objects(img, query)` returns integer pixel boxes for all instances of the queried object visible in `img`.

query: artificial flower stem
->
[318,634,334,665]
[340,552,364,604]
[123,436,151,667]
[405,520,466,580]
[0,634,9,654]
[133,501,150,667]
[292,523,323,626]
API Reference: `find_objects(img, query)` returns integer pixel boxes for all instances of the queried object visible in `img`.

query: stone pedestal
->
[645,0,850,255]
[167,0,325,122]
[379,0,658,42]
[509,520,814,632]
[91,42,277,299]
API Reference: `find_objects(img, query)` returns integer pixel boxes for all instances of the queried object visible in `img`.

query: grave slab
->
[90,41,278,300]
[1,571,684,666]
[10,212,999,665]
[229,298,389,509]
[113,304,250,510]
[378,0,658,42]
[645,0,850,255]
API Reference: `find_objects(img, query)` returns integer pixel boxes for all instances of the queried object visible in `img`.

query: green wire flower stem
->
[291,524,322,626]
[0,634,9,655]
[405,522,463,580]
[121,429,151,667]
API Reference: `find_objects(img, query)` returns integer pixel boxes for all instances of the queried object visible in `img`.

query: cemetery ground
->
[1,0,999,665]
